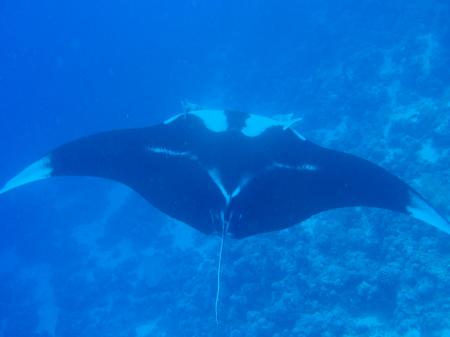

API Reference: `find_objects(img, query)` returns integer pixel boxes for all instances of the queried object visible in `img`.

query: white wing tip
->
[407,191,450,234]
[0,156,53,195]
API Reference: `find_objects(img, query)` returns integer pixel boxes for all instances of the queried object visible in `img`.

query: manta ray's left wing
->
[0,124,225,235]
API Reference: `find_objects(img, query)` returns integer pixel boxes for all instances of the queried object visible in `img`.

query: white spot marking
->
[407,191,450,234]
[0,156,53,194]
[190,109,228,132]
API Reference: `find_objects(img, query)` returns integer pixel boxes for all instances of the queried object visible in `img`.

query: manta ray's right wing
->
[226,132,450,238]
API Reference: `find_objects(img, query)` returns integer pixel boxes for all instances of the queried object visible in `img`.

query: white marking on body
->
[281,115,306,140]
[165,108,306,139]
[230,176,250,198]
[230,185,242,199]
[0,156,53,194]
[242,114,306,139]
[271,162,318,172]
[147,146,197,160]
[242,114,283,137]
[208,169,230,204]
[290,128,307,141]
[163,113,183,124]
[407,192,450,234]
[190,109,228,132]
[208,170,250,205]
[282,117,303,130]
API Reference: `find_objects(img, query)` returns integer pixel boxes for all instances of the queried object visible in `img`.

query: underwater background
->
[0,0,450,336]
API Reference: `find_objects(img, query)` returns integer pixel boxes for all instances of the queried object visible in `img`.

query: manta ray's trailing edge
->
[1,107,449,238]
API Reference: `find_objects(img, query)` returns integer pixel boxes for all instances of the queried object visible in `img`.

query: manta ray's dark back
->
[1,108,449,238]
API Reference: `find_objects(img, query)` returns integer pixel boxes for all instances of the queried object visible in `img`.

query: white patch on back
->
[242,114,284,137]
[407,191,450,234]
[242,114,306,139]
[190,109,228,132]
[164,108,306,140]
[0,156,53,194]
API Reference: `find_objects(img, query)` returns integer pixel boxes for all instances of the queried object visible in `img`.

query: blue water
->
[1,0,449,336]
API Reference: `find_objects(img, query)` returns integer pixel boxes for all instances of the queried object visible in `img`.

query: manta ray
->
[1,107,449,238]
